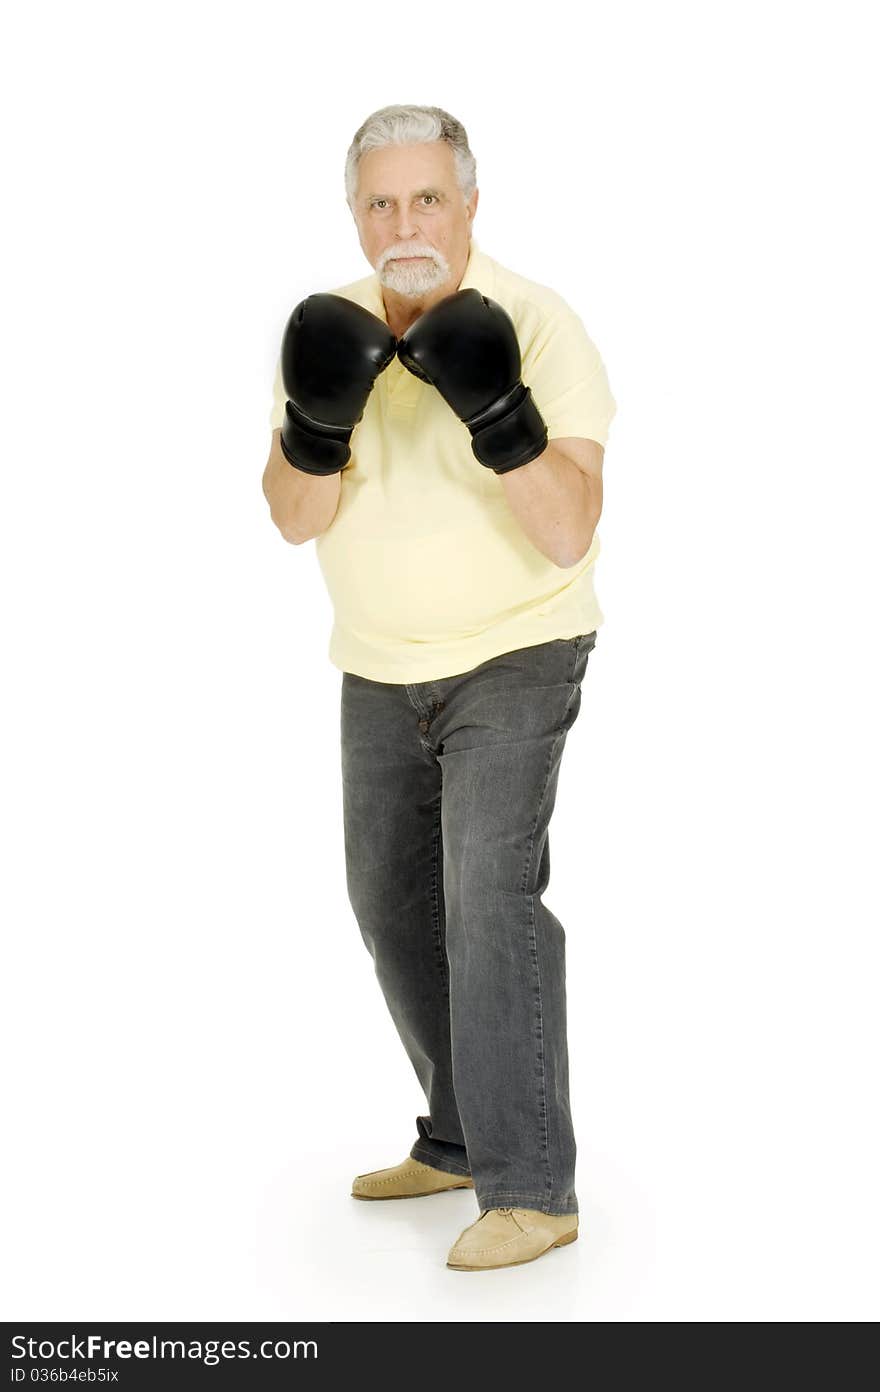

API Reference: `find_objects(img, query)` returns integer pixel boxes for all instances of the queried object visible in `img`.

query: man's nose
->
[393,209,421,238]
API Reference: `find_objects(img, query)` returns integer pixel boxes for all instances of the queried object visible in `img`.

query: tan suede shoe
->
[446,1206,579,1270]
[351,1156,475,1200]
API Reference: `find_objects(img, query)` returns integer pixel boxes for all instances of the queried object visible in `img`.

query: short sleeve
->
[521,310,617,448]
[268,357,286,431]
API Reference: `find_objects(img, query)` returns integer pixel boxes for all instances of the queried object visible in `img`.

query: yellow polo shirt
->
[268,238,617,683]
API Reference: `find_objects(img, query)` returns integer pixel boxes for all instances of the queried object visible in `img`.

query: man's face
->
[350,141,478,298]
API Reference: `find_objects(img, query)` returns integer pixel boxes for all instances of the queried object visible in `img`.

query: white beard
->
[379,254,450,298]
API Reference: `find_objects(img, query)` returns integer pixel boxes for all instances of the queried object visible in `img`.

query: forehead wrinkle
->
[365,186,446,199]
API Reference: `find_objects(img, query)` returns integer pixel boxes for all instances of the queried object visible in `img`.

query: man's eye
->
[370,197,436,208]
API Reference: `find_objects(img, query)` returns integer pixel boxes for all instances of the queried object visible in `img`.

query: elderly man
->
[262,104,616,1272]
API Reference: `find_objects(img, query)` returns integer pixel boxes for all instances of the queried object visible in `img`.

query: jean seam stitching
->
[527,893,553,1206]
[521,724,570,1208]
[428,792,449,999]
[479,1194,574,1203]
[476,1192,577,1213]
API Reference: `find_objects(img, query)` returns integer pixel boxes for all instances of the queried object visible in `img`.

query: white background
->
[2,0,877,1323]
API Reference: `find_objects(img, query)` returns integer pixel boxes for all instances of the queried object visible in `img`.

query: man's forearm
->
[261,429,341,542]
[496,442,601,568]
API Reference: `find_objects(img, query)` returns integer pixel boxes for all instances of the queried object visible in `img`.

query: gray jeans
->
[340,630,597,1216]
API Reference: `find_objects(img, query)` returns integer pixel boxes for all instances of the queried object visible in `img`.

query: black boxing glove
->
[396,288,548,474]
[280,294,397,475]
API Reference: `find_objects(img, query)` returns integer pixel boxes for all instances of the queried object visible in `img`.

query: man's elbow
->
[554,546,587,569]
[556,514,601,568]
[262,494,306,545]
[270,514,310,545]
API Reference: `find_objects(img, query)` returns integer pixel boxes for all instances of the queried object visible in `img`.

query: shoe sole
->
[352,1180,475,1200]
[446,1228,578,1270]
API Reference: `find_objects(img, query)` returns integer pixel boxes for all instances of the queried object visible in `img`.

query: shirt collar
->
[456,237,495,296]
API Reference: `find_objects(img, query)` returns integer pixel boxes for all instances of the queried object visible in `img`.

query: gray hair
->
[344,104,477,209]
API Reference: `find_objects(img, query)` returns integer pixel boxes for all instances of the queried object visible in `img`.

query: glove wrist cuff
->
[280,400,352,475]
[468,384,549,474]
